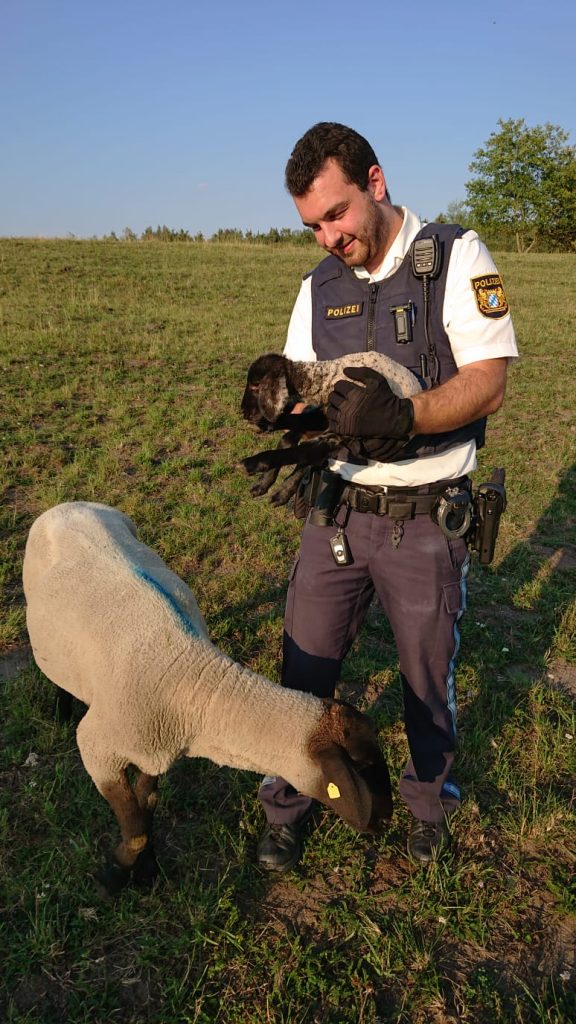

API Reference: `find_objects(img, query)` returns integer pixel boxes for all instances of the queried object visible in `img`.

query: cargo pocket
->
[443,580,465,616]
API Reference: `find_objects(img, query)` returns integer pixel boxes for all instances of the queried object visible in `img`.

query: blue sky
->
[2,0,575,238]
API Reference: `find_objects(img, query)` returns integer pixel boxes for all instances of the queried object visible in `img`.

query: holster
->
[468,468,507,564]
[294,467,321,520]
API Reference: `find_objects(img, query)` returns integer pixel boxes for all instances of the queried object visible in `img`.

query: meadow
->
[0,239,574,1023]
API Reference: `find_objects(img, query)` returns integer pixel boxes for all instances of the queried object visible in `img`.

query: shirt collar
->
[353,207,423,283]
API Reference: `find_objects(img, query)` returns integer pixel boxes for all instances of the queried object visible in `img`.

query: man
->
[257,122,518,870]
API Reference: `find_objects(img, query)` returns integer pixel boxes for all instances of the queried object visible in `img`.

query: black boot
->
[408,819,450,864]
[257,823,302,872]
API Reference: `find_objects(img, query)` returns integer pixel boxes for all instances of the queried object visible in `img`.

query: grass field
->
[0,239,575,1023]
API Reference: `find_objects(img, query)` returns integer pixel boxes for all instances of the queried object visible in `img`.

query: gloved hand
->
[327,366,414,439]
[360,435,413,462]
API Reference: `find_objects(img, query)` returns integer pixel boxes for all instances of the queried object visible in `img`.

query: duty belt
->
[341,476,470,519]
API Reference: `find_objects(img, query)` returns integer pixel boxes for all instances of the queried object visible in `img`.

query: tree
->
[435,199,472,226]
[465,118,576,252]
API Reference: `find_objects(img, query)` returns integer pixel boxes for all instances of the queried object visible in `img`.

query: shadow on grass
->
[457,461,575,805]
[326,464,576,794]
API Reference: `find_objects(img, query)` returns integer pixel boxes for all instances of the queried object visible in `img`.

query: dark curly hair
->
[285,122,382,197]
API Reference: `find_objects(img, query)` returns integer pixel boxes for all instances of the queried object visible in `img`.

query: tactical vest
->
[307,222,486,459]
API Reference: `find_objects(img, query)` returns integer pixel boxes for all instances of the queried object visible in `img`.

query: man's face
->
[293,158,391,273]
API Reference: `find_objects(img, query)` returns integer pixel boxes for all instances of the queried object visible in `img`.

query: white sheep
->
[23,501,392,893]
[240,352,423,504]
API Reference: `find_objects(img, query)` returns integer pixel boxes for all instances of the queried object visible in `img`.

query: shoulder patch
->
[471,274,509,319]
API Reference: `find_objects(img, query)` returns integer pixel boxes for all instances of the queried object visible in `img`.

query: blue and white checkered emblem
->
[471,274,509,318]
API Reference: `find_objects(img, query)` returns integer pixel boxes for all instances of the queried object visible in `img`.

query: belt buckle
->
[355,489,374,514]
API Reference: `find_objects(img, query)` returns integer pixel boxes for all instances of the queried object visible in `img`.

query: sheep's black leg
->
[97,771,154,894]
[132,772,160,887]
[134,771,159,821]
[76,712,158,894]
[55,686,73,723]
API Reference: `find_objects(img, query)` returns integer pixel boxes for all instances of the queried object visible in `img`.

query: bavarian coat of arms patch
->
[471,274,509,318]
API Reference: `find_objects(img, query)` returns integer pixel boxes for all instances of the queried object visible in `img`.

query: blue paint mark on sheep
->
[133,567,200,638]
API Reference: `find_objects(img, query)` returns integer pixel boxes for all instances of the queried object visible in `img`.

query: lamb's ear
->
[309,701,393,833]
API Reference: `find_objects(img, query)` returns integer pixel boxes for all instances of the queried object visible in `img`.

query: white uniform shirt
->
[284,207,519,487]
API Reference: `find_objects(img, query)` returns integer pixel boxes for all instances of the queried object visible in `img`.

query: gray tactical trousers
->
[259,505,469,825]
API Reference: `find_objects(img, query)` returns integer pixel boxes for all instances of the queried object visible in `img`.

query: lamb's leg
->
[249,466,280,497]
[242,429,303,495]
[269,466,307,506]
[275,408,328,433]
[76,713,155,894]
[242,436,337,475]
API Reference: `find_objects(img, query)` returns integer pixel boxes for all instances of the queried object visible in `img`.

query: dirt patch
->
[335,676,391,711]
[240,824,413,943]
[242,874,335,939]
[241,846,575,1022]
[473,604,537,627]
[11,972,68,1016]
[546,658,576,699]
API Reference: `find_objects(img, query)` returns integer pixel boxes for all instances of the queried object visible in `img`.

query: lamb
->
[23,501,392,894]
[240,352,423,505]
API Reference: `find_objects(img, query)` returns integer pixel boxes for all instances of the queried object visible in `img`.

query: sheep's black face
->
[241,353,293,429]
[309,700,393,833]
[240,379,267,428]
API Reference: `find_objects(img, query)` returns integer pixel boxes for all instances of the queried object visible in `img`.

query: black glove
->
[327,366,414,439]
[360,435,414,462]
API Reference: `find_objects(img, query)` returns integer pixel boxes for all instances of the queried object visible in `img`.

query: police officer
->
[257,122,518,870]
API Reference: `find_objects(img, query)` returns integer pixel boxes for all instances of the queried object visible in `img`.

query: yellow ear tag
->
[327,782,341,799]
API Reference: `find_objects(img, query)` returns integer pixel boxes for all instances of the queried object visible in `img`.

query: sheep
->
[240,352,423,505]
[23,501,392,894]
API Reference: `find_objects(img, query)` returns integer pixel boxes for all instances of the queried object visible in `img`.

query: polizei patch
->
[324,302,364,319]
[471,274,509,318]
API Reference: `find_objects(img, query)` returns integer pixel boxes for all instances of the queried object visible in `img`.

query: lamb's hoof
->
[269,491,290,507]
[240,455,261,476]
[96,857,131,896]
[250,481,271,497]
[132,845,160,888]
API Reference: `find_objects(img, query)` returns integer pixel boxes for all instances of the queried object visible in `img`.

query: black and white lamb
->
[240,352,422,505]
[23,501,392,894]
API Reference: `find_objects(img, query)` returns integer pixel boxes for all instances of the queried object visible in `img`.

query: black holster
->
[294,467,317,520]
[468,468,507,564]
[294,467,345,525]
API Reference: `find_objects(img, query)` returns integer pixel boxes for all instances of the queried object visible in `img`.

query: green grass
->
[1,240,575,1023]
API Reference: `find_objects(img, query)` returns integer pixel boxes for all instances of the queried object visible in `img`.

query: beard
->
[329,197,391,271]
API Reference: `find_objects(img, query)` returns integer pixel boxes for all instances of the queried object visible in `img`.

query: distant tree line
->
[100,119,575,254]
[102,225,317,245]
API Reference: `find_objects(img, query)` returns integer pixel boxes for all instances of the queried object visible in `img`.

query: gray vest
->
[307,222,486,459]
